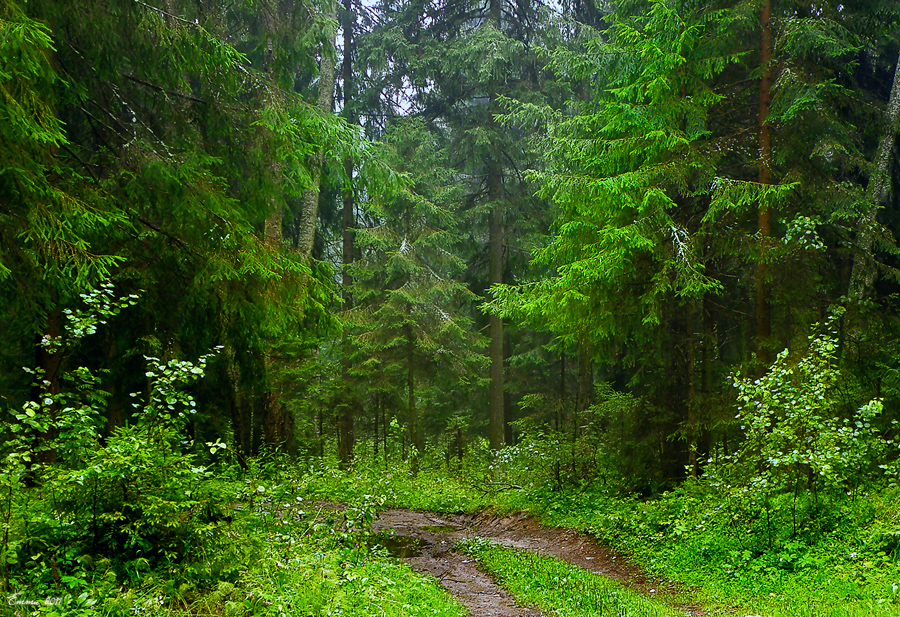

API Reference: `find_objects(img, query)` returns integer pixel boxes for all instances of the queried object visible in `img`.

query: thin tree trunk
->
[297,5,337,258]
[373,392,379,460]
[488,192,505,450]
[407,331,421,472]
[486,0,505,451]
[756,0,774,369]
[686,300,698,479]
[702,295,716,468]
[576,343,593,416]
[260,4,292,451]
[849,49,900,303]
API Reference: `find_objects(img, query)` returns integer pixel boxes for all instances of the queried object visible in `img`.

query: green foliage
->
[1,283,234,604]
[503,384,665,493]
[345,117,486,452]
[297,459,487,513]
[487,479,900,617]
[721,320,894,498]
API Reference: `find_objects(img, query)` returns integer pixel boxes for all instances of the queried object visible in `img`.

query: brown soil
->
[372,508,706,617]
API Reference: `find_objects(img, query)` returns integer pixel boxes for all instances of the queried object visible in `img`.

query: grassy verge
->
[496,484,900,617]
[457,537,683,617]
[296,459,488,513]
[289,457,900,617]
[3,469,466,617]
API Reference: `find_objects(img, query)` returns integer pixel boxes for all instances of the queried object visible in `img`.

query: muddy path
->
[372,508,705,617]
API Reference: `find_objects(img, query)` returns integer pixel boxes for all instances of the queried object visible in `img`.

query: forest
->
[3,0,900,615]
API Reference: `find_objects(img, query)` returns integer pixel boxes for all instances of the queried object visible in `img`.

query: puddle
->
[421,525,458,533]
[375,534,428,558]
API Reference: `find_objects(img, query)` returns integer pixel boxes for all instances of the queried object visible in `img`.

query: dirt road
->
[372,508,705,617]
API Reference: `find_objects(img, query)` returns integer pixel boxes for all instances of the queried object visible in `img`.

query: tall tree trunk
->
[297,4,338,258]
[103,337,122,438]
[576,343,593,417]
[848,50,900,305]
[701,295,717,468]
[486,0,506,451]
[756,0,774,369]
[259,3,291,451]
[686,300,699,479]
[337,0,356,467]
[488,177,505,450]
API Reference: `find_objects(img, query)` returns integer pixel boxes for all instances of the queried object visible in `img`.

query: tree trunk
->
[686,300,699,479]
[337,0,356,468]
[848,49,900,304]
[756,0,774,369]
[407,330,421,472]
[488,185,505,450]
[576,343,593,416]
[486,0,506,451]
[259,3,292,451]
[297,5,338,258]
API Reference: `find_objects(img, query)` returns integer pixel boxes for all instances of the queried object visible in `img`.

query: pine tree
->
[0,0,370,458]
[346,118,485,462]
[356,0,559,448]
[491,0,900,486]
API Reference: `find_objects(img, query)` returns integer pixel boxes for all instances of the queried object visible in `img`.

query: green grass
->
[457,537,684,617]
[297,458,488,513]
[293,455,900,617]
[495,484,900,617]
[3,475,466,617]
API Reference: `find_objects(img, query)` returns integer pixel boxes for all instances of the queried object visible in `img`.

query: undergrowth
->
[288,451,900,617]
[500,482,900,617]
[2,466,467,617]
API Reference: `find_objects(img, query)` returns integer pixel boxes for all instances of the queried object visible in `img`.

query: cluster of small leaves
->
[141,346,223,428]
[63,282,140,341]
[725,317,894,495]
[783,215,826,251]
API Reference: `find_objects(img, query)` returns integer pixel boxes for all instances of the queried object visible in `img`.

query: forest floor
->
[372,508,706,617]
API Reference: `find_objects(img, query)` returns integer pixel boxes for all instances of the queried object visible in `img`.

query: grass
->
[496,484,900,617]
[457,537,684,617]
[290,452,900,617]
[297,458,488,513]
[2,472,467,617]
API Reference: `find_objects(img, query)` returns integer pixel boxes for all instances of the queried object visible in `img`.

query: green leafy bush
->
[719,319,894,502]
[1,282,233,602]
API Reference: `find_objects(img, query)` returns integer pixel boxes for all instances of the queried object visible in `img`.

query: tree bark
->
[848,49,900,303]
[297,5,338,258]
[756,0,774,369]
[486,0,506,451]
[576,343,593,416]
[259,2,292,451]
[686,300,699,479]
